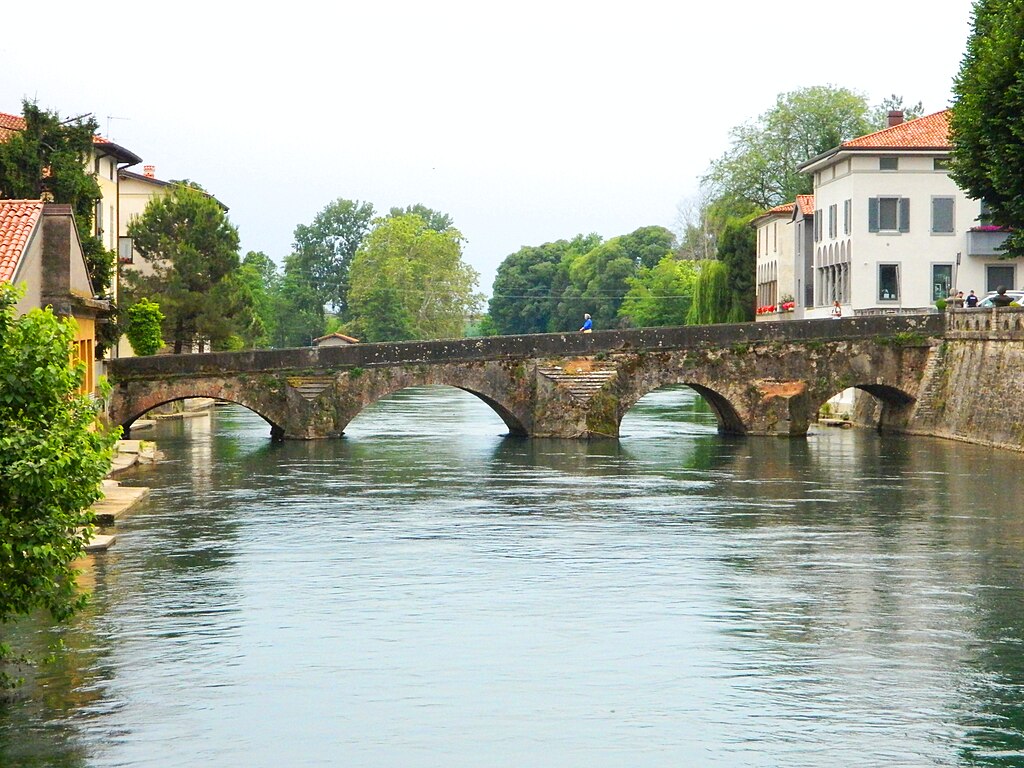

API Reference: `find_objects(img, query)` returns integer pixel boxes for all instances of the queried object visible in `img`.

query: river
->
[2,385,1024,767]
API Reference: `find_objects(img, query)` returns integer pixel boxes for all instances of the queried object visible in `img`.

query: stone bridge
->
[106,315,944,441]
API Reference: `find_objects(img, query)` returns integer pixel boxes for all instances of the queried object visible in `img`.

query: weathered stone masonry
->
[108,315,947,442]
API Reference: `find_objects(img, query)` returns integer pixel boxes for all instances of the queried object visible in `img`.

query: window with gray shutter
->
[899,198,910,232]
[932,197,955,233]
[843,199,851,234]
[880,157,899,171]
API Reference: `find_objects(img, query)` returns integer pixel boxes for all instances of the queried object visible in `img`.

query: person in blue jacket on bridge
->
[580,313,593,333]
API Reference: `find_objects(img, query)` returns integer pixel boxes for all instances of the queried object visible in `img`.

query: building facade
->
[797,110,1023,318]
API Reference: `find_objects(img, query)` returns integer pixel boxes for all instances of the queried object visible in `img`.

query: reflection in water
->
[2,385,1024,766]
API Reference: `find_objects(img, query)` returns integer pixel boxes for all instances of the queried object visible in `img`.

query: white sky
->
[1,0,977,295]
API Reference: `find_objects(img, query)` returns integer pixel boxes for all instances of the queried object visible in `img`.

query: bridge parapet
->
[946,306,1024,339]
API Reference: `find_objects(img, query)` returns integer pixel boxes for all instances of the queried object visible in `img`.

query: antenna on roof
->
[106,115,130,139]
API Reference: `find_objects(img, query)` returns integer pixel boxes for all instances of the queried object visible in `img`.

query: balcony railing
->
[966,228,1011,257]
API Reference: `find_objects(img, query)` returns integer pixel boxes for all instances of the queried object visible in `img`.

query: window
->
[880,157,899,171]
[828,204,837,239]
[869,196,909,232]
[932,264,953,300]
[814,209,822,241]
[95,200,103,236]
[879,264,900,301]
[932,197,955,234]
[987,265,1015,293]
[934,158,950,171]
[93,157,100,174]
[843,199,851,234]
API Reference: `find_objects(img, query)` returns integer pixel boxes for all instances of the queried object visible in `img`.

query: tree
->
[716,210,759,322]
[619,255,700,327]
[347,214,481,341]
[124,298,164,355]
[0,100,119,354]
[290,198,375,319]
[0,283,117,681]
[274,255,326,347]
[228,251,279,349]
[488,234,601,335]
[124,183,243,353]
[704,86,876,210]
[686,260,732,325]
[388,204,454,233]
[950,0,1024,257]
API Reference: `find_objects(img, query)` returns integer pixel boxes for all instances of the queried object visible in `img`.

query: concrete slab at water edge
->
[92,481,150,526]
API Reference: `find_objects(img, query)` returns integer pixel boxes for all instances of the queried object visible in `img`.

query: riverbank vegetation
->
[0,284,118,687]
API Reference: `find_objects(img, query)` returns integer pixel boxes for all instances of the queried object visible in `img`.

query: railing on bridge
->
[946,306,1024,339]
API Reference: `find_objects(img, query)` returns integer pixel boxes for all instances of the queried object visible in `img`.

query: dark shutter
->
[899,198,910,232]
[868,198,879,232]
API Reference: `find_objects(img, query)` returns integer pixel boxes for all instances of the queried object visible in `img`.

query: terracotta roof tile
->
[843,109,951,149]
[0,110,127,152]
[796,194,815,216]
[0,199,44,282]
[768,202,795,215]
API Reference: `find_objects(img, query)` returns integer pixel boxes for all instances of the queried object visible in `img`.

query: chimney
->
[144,164,156,178]
[40,204,75,316]
[887,110,904,128]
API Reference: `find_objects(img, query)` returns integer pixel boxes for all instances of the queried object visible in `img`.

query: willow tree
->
[686,260,732,325]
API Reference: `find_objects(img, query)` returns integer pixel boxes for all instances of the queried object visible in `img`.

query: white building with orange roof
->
[798,109,1024,317]
[752,201,796,321]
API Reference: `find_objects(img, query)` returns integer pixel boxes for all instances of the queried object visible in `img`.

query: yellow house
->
[0,200,111,394]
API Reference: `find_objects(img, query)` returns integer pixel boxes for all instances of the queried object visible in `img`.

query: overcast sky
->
[1,0,977,294]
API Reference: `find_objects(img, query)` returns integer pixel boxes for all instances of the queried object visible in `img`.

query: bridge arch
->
[338,381,528,437]
[110,383,289,441]
[616,378,748,435]
[325,362,532,438]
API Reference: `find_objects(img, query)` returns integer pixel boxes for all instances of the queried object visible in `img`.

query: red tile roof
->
[768,202,795,215]
[0,200,44,282]
[843,109,951,149]
[0,110,138,161]
[796,194,815,216]
[0,111,23,142]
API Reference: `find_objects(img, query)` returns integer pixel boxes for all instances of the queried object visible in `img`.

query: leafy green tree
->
[347,214,481,341]
[273,254,326,346]
[228,251,279,348]
[950,0,1024,257]
[488,234,602,335]
[619,255,700,327]
[704,86,876,210]
[291,198,375,318]
[124,298,164,355]
[686,260,732,325]
[0,101,119,354]
[124,183,243,353]
[565,238,637,330]
[388,204,454,233]
[0,283,117,681]
[617,226,678,269]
